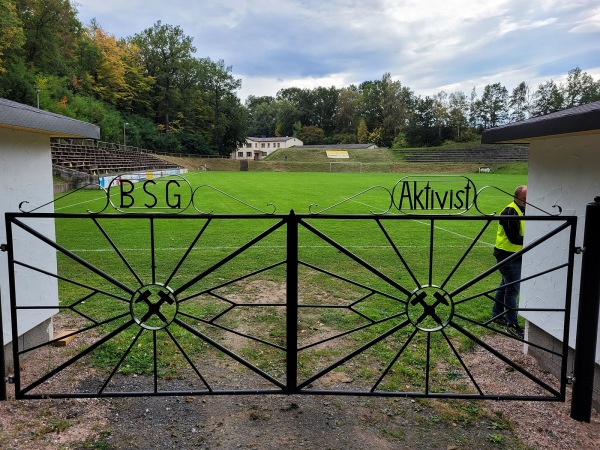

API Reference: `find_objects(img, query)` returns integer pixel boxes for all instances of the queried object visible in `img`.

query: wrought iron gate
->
[1,204,577,401]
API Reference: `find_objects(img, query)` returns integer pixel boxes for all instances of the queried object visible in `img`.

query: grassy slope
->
[159,142,528,175]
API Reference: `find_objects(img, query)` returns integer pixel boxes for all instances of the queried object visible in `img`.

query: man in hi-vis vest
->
[492,185,527,338]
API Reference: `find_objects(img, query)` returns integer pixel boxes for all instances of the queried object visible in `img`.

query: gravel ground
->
[1,322,598,449]
[1,347,599,449]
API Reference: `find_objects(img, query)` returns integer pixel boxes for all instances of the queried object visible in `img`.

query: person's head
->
[514,185,527,208]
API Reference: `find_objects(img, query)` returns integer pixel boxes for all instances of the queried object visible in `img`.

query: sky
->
[75,0,600,103]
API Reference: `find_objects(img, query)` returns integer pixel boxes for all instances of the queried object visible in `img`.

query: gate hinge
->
[0,243,8,252]
[574,246,584,254]
[4,374,14,384]
[567,375,575,384]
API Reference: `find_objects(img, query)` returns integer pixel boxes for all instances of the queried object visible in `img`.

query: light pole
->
[123,122,129,148]
[36,89,40,109]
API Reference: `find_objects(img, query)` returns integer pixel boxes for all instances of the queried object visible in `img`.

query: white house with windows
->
[232,136,303,160]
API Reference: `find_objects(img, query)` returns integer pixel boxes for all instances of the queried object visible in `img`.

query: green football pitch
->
[16,169,560,398]
[53,171,527,215]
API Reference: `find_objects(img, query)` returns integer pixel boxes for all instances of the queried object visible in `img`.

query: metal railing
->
[1,211,577,403]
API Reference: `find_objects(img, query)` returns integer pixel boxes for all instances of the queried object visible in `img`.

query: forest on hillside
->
[1,0,599,154]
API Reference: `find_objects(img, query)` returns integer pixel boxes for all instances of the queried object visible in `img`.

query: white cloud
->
[75,0,600,101]
[569,7,600,33]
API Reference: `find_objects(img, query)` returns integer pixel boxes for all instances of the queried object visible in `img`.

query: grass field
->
[54,171,526,215]
[15,170,572,399]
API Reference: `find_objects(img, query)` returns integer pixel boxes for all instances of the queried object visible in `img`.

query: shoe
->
[491,316,506,326]
[506,323,524,338]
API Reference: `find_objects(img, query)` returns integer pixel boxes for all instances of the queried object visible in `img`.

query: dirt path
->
[1,315,599,449]
[1,371,598,449]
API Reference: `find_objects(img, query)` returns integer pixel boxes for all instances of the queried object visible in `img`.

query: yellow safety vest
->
[495,201,524,253]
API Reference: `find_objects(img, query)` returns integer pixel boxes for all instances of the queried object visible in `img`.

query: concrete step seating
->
[392,145,529,163]
[51,141,179,175]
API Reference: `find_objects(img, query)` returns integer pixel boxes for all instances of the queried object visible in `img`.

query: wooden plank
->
[52,330,76,347]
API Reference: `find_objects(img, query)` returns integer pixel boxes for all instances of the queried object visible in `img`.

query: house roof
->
[482,100,600,144]
[0,98,100,139]
[247,136,298,142]
[302,143,377,149]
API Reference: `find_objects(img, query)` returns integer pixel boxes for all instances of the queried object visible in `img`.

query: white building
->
[0,98,100,373]
[232,136,303,160]
[482,100,600,408]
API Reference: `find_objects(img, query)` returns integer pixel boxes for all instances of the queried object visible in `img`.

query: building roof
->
[302,143,377,149]
[482,100,600,144]
[247,136,298,142]
[0,98,100,139]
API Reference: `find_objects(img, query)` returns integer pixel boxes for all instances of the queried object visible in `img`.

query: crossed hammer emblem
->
[135,289,174,324]
[410,291,449,326]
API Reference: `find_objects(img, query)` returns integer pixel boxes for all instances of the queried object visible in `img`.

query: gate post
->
[286,210,298,393]
[571,197,600,422]
[0,238,7,401]
[0,284,5,401]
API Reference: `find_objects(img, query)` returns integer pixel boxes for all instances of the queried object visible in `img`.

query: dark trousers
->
[492,256,522,325]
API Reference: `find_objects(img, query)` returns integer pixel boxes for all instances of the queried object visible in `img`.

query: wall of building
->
[523,134,600,369]
[0,128,58,357]
[232,137,304,159]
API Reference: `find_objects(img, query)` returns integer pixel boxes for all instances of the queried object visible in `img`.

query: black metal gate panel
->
[2,211,576,401]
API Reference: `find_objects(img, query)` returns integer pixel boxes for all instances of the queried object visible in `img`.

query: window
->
[267,143,270,148]
[246,152,252,157]
[277,143,280,148]
[237,152,243,157]
[246,143,252,148]
[261,143,265,148]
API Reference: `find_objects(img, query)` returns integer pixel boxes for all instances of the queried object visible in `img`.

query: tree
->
[276,87,314,127]
[197,58,244,154]
[245,95,275,110]
[357,118,369,143]
[0,0,24,74]
[311,86,338,135]
[334,87,360,135]
[447,91,469,141]
[381,75,413,147]
[245,95,277,136]
[247,101,277,136]
[359,73,412,147]
[563,67,600,108]
[132,21,196,131]
[405,96,439,146]
[509,81,530,122]
[274,99,300,137]
[391,132,407,148]
[468,87,479,129]
[84,24,132,106]
[478,83,509,128]
[215,92,247,154]
[432,91,449,141]
[531,80,564,115]
[299,125,325,145]
[17,0,81,75]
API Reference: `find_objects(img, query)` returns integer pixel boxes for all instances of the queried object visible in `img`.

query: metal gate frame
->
[1,208,578,404]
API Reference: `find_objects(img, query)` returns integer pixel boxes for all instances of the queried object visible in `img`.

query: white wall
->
[0,128,58,345]
[232,137,305,159]
[523,134,600,364]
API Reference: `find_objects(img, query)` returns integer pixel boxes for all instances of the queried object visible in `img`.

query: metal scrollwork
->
[474,185,563,216]
[18,183,107,213]
[308,185,393,215]
[191,184,276,214]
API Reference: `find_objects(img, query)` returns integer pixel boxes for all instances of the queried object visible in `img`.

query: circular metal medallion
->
[130,284,178,330]
[406,285,454,332]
